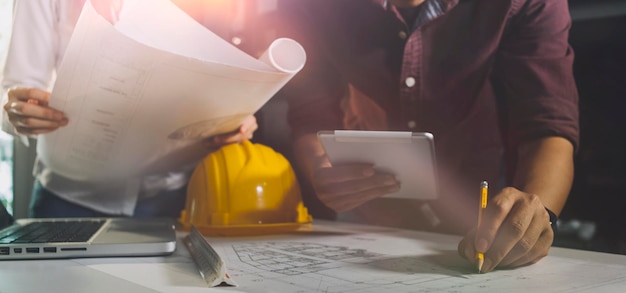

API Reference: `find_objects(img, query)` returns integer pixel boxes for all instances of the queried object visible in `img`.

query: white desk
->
[1,220,625,293]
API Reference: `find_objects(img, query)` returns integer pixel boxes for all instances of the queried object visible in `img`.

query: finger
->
[8,87,51,105]
[497,211,544,267]
[241,125,257,140]
[10,116,68,129]
[246,124,257,139]
[234,116,257,140]
[209,129,256,147]
[320,183,400,212]
[314,163,376,184]
[317,174,400,211]
[506,229,552,268]
[478,196,541,271]
[485,205,538,271]
[5,101,21,115]
[203,116,258,147]
[14,125,62,135]
[503,209,553,268]
[212,132,246,146]
[202,132,244,149]
[202,137,232,151]
[240,121,258,140]
[7,112,68,136]
[240,115,258,132]
[487,194,547,269]
[457,230,477,261]
[6,101,66,122]
[316,172,399,197]
[474,188,519,254]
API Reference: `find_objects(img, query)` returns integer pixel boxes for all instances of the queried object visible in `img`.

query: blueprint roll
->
[37,0,307,182]
[258,38,307,74]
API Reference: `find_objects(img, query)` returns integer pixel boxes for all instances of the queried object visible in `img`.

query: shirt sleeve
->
[492,0,580,152]
[1,0,58,142]
[279,1,346,140]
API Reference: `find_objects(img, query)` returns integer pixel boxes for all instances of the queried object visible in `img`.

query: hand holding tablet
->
[318,130,438,201]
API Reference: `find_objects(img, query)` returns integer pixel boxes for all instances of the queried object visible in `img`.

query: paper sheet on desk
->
[37,0,305,181]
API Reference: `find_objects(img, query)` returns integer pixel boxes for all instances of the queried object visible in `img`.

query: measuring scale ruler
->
[182,226,237,287]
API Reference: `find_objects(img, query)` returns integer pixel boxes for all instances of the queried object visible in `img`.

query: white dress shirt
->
[1,0,193,215]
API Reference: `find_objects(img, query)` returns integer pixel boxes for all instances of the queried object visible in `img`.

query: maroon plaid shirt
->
[281,0,579,232]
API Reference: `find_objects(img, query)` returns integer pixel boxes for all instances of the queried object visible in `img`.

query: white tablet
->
[318,130,438,200]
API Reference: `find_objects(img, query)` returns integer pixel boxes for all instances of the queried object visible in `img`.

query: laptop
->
[0,202,177,260]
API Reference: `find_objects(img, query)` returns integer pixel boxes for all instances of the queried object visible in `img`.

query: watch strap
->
[545,207,558,234]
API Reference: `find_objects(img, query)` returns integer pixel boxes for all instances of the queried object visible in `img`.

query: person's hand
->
[202,115,258,151]
[457,187,554,273]
[3,87,68,135]
[312,163,401,212]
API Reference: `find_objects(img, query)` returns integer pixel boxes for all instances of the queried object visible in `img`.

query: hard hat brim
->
[180,221,313,237]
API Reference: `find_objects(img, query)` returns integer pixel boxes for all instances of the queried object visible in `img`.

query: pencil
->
[477,180,488,273]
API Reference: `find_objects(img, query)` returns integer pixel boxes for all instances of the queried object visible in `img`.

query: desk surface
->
[1,220,625,293]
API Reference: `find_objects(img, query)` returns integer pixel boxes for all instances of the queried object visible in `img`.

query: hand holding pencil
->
[458,181,556,273]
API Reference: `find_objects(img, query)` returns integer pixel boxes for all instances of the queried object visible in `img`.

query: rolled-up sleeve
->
[493,0,579,151]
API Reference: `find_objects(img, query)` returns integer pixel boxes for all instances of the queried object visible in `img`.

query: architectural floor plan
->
[202,221,626,293]
[59,220,626,293]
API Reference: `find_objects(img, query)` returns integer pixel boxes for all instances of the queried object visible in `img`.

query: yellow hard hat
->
[178,140,312,236]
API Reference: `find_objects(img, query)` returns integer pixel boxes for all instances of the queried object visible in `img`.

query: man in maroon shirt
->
[280,0,579,272]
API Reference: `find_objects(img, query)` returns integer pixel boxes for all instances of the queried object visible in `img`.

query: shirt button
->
[405,77,416,88]
[231,36,242,46]
[398,31,408,40]
[407,120,416,129]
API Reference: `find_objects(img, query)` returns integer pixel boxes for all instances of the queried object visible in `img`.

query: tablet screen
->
[318,130,438,200]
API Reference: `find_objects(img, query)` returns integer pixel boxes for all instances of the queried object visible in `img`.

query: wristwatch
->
[545,207,558,234]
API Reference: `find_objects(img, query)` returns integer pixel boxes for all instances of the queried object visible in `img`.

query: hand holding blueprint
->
[37,0,305,181]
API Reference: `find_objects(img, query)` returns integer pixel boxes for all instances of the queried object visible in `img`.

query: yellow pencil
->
[477,180,488,273]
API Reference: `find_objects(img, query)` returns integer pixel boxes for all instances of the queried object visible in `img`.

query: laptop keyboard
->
[0,220,106,244]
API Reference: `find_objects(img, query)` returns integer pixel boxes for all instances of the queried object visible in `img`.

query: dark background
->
[554,0,626,254]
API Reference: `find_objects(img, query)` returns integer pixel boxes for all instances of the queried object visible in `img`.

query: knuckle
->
[527,258,541,265]
[7,88,18,98]
[21,118,33,126]
[312,168,329,181]
[313,183,330,195]
[25,88,38,98]
[491,200,509,215]
[316,192,334,203]
[489,249,507,263]
[483,226,499,238]
[501,186,517,194]
[43,111,57,120]
[15,126,29,135]
[515,237,534,252]
[527,193,541,205]
[541,209,551,224]
[509,220,526,238]
[457,240,465,256]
